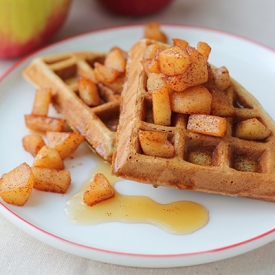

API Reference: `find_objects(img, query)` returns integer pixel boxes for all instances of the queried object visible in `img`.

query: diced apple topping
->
[139,130,175,158]
[170,85,212,115]
[210,89,235,117]
[235,118,271,140]
[31,88,52,116]
[152,88,172,126]
[104,46,127,73]
[141,38,271,141]
[143,22,168,43]
[22,134,46,157]
[212,66,231,91]
[94,62,120,84]
[33,146,64,170]
[187,114,227,137]
[78,77,101,107]
[158,46,191,76]
[32,167,71,193]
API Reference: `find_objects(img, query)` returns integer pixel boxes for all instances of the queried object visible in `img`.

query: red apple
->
[0,0,72,59]
[96,0,174,17]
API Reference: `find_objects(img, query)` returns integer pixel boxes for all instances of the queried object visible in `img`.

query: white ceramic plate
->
[1,25,275,268]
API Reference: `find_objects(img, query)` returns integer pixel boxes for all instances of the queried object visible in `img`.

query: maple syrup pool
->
[65,154,209,235]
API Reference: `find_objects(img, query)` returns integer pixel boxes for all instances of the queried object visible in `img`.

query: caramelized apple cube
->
[165,46,209,92]
[142,56,161,74]
[94,62,120,84]
[46,131,85,159]
[104,47,127,73]
[212,66,231,91]
[164,74,189,92]
[186,45,209,84]
[32,167,71,193]
[144,22,167,43]
[33,146,64,170]
[197,42,211,60]
[78,77,101,107]
[172,38,189,49]
[0,162,34,206]
[187,114,227,137]
[139,130,174,158]
[170,85,212,115]
[158,46,191,76]
[31,88,52,116]
[143,43,165,60]
[25,114,66,132]
[146,72,168,92]
[152,88,172,126]
[22,134,46,157]
[83,173,114,206]
[211,89,235,116]
[235,118,271,140]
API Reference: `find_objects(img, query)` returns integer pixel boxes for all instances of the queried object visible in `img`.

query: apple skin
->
[0,0,72,59]
[96,0,174,17]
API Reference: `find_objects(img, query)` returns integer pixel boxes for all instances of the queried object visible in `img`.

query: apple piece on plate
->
[0,162,34,206]
[83,173,114,206]
[24,114,66,132]
[32,167,71,193]
[0,0,72,59]
[22,134,46,157]
[33,146,65,170]
[46,131,85,159]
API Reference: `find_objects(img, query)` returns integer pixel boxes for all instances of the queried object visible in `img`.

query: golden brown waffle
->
[112,38,275,202]
[23,52,121,162]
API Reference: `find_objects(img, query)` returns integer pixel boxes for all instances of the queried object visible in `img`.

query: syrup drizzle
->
[65,154,209,235]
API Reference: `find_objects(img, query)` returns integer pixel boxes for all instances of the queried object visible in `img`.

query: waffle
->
[112,38,275,202]
[23,51,122,162]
